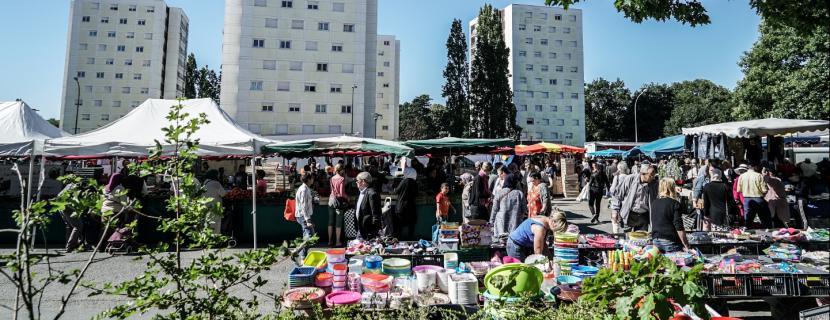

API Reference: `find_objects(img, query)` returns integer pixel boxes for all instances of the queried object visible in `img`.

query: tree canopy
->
[664,80,732,136]
[441,19,471,138]
[584,78,630,141]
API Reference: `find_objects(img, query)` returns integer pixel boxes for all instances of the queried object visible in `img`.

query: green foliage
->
[664,80,732,136]
[584,78,631,141]
[184,53,198,99]
[581,255,707,320]
[197,66,221,104]
[47,118,60,128]
[399,95,439,140]
[545,0,710,26]
[732,20,829,121]
[441,19,471,138]
[624,83,674,143]
[469,4,520,140]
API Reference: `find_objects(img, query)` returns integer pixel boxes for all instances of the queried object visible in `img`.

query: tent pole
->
[26,148,36,247]
[251,140,258,249]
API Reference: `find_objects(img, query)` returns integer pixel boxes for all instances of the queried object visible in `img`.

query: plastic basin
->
[484,264,543,298]
[303,251,327,270]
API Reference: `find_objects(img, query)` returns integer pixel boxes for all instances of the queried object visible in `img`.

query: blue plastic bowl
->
[557,275,582,285]
[571,265,599,274]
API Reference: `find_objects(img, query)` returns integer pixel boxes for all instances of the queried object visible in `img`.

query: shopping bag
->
[343,208,358,238]
[283,199,296,222]
[380,197,394,237]
[576,185,590,202]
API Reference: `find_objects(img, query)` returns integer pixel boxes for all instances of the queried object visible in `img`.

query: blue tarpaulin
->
[624,135,686,158]
[587,149,626,157]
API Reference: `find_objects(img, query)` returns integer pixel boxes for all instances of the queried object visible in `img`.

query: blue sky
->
[0,0,760,120]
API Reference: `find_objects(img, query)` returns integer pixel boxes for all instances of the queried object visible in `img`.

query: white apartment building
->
[374,35,400,140]
[60,0,188,133]
[470,4,585,145]
[220,0,378,137]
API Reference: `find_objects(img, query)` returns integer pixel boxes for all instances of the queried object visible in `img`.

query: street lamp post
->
[372,113,383,139]
[633,88,647,143]
[350,85,358,135]
[73,77,81,134]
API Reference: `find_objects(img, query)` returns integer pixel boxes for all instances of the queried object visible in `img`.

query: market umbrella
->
[515,142,586,155]
[587,149,626,157]
[402,137,514,155]
[261,135,413,158]
[624,135,686,158]
[681,118,829,138]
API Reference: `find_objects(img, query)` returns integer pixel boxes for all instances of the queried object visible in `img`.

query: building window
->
[540,12,548,20]
[570,93,579,99]
[135,46,144,52]
[254,0,267,6]
[96,72,105,78]
[250,81,263,91]
[331,43,343,52]
[261,104,274,112]
[307,1,319,9]
[315,104,327,113]
[329,125,342,134]
[97,44,107,51]
[94,100,103,107]
[277,81,290,91]
[341,105,351,114]
[568,41,578,47]
[535,105,543,111]
[134,73,142,80]
[86,57,95,64]
[100,17,109,23]
[383,83,390,88]
[342,64,354,73]
[142,60,151,67]
[540,39,548,46]
[291,20,304,29]
[110,4,118,10]
[563,27,571,34]
[549,79,557,85]
[382,61,391,67]
[112,101,121,107]
[377,71,384,76]
[276,125,288,134]
[569,15,577,22]
[533,25,541,32]
[281,0,293,8]
[541,65,549,72]
[305,41,318,51]
[265,18,278,28]
[554,14,562,21]
[343,24,355,32]
[541,92,549,98]
[144,33,153,40]
[330,84,342,93]
[146,6,154,12]
[557,92,564,99]
[525,11,532,18]
[128,5,136,11]
[565,106,573,112]
[304,83,317,92]
[556,66,564,72]
[263,60,276,70]
[119,18,127,24]
[140,87,149,94]
[534,51,542,58]
[279,40,291,49]
[518,24,526,31]
[84,85,93,92]
[107,31,116,37]
[518,105,527,111]
[88,30,97,37]
[101,114,109,121]
[557,119,565,126]
[526,64,533,71]
[543,118,550,125]
[565,132,573,139]
[571,119,579,126]
[137,19,146,25]
[79,43,88,50]
[316,63,328,71]
[289,104,301,112]
[549,26,556,33]
[527,118,535,125]
[332,2,344,12]
[289,61,302,71]
[519,77,527,84]
[81,114,90,121]
[518,51,526,57]
[570,66,578,72]
[82,16,91,22]
[377,92,384,98]
[525,37,533,44]
[564,53,572,60]
[318,22,329,31]
[556,40,563,46]
[302,125,315,134]
[126,32,135,38]
[121,87,131,94]
[117,45,126,52]
[253,39,265,48]
[564,79,572,86]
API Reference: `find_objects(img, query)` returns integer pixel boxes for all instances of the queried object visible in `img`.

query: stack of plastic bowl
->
[347,272,361,292]
[448,273,479,305]
[363,255,383,274]
[556,275,582,285]
[554,232,579,248]
[325,291,361,308]
[553,246,579,276]
[381,258,412,277]
[314,272,333,293]
[444,252,459,270]
[360,273,393,293]
[329,263,349,292]
[348,258,363,274]
[289,266,317,288]
[283,287,325,310]
[571,265,599,279]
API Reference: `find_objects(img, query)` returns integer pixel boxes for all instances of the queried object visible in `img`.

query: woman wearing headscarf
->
[393,167,419,240]
[702,168,732,232]
[460,173,475,222]
[609,162,630,233]
[489,174,528,238]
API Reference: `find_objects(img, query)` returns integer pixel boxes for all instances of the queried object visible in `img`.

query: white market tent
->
[44,98,277,248]
[45,98,275,158]
[682,118,830,138]
[0,100,67,157]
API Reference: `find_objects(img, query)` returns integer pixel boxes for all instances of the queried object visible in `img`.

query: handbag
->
[576,184,590,202]
[283,199,296,222]
[343,208,358,238]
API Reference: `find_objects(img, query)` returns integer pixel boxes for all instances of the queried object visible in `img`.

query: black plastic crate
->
[413,255,444,267]
[704,274,750,297]
[793,273,830,297]
[799,305,829,320]
[747,273,791,296]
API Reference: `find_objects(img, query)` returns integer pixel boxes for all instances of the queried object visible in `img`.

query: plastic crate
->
[747,273,791,296]
[449,247,491,263]
[793,274,830,297]
[799,305,829,320]
[704,274,750,297]
[413,255,444,267]
[288,266,318,288]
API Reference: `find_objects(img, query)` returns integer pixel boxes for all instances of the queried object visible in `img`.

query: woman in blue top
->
[507,216,556,261]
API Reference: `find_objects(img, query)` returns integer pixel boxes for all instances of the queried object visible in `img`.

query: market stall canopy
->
[587,149,626,157]
[402,137,514,155]
[44,99,275,158]
[0,101,68,156]
[262,136,413,158]
[515,142,586,155]
[682,118,829,138]
[624,135,685,158]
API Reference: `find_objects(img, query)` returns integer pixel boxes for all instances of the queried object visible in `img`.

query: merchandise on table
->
[583,234,618,249]
[460,219,493,247]
[289,266,317,288]
[805,228,829,242]
[437,222,461,251]
[283,287,326,309]
[771,228,807,242]
[382,258,412,277]
[484,264,543,298]
[303,251,328,271]
[325,291,361,307]
[448,273,479,305]
[766,242,802,262]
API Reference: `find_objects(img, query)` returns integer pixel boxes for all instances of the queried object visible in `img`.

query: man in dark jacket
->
[393,168,418,240]
[355,172,382,239]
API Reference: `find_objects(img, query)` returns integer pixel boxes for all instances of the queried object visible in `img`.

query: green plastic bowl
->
[303,251,327,269]
[484,264,544,298]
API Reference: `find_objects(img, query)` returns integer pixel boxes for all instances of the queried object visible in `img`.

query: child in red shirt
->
[435,183,455,220]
